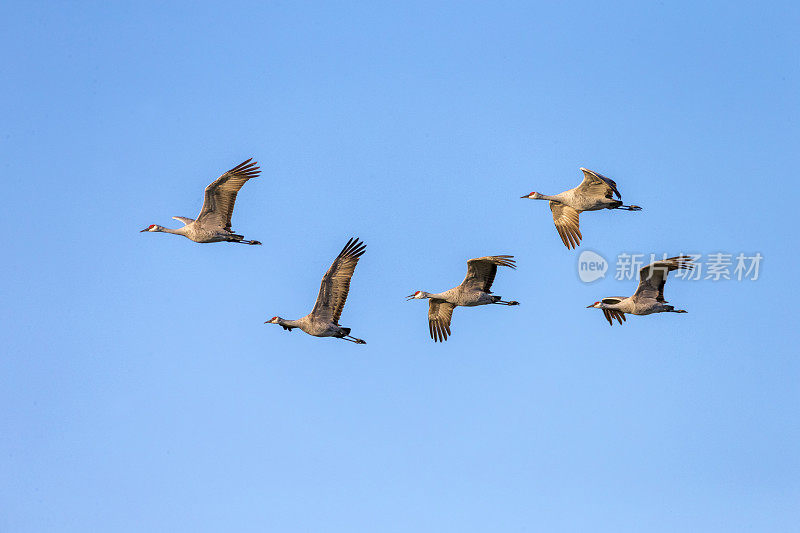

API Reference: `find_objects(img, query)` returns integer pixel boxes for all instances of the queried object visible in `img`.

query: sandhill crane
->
[265,238,367,344]
[521,167,642,249]
[141,158,262,245]
[406,255,520,342]
[587,256,694,326]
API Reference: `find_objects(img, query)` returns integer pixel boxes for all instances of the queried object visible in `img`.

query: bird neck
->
[426,291,448,300]
[278,318,302,328]
[161,226,187,236]
[536,193,561,202]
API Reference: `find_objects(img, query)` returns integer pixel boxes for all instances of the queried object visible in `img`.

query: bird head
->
[264,316,281,324]
[140,224,161,232]
[405,291,427,301]
[521,191,542,200]
[586,301,602,308]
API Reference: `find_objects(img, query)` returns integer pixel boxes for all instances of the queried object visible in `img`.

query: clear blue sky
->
[1,1,798,531]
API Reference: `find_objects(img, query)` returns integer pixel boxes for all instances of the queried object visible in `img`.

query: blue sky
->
[1,1,798,531]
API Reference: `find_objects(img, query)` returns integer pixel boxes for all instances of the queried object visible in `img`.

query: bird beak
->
[520,194,530,199]
[140,228,149,232]
[586,304,595,308]
[405,294,416,300]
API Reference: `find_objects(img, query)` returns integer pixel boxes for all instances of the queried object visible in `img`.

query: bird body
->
[596,296,679,316]
[413,287,500,308]
[265,238,367,344]
[588,256,694,325]
[535,188,620,213]
[141,159,262,245]
[269,316,353,338]
[522,167,642,249]
[407,255,519,342]
[143,218,250,243]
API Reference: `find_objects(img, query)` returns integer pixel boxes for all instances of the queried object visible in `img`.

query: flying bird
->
[265,238,367,344]
[521,167,642,249]
[587,256,694,325]
[141,158,262,245]
[407,255,520,342]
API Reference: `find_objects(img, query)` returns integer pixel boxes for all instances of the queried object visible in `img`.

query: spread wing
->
[461,255,516,292]
[577,167,621,200]
[550,202,582,249]
[602,308,627,326]
[311,238,367,323]
[634,256,694,303]
[171,216,195,226]
[428,299,455,342]
[196,158,260,231]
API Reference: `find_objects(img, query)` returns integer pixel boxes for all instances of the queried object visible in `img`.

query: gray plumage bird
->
[521,167,642,249]
[265,238,367,344]
[587,256,694,325]
[141,158,262,245]
[407,255,520,342]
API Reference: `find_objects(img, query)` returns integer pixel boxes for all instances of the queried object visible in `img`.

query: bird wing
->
[576,167,621,200]
[461,255,516,292]
[196,158,260,231]
[634,256,694,302]
[602,308,627,326]
[428,299,455,342]
[311,238,367,323]
[550,202,582,249]
[171,216,195,226]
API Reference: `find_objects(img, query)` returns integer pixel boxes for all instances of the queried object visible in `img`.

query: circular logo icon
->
[577,250,608,283]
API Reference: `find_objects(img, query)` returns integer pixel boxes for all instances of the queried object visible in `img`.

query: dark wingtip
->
[342,237,367,258]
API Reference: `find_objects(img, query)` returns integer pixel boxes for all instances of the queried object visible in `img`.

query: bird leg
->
[671,309,688,313]
[615,204,642,211]
[231,239,262,245]
[342,335,367,344]
[494,300,520,305]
